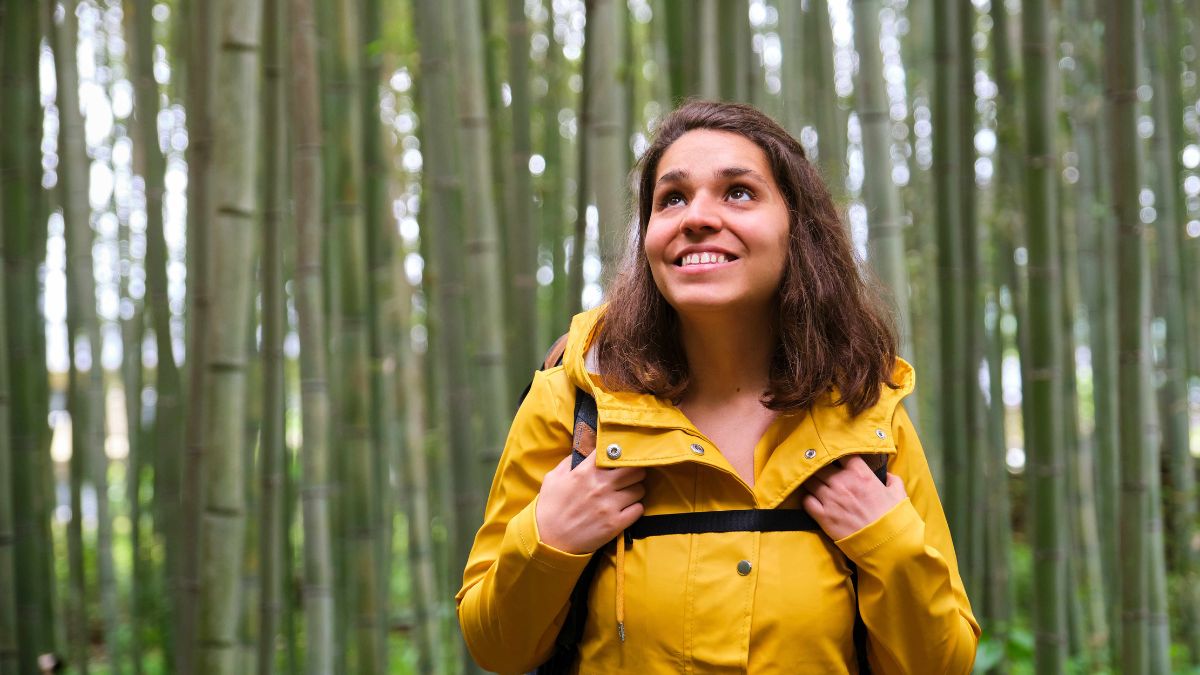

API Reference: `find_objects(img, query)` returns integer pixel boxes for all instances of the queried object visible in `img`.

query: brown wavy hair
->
[593,100,898,417]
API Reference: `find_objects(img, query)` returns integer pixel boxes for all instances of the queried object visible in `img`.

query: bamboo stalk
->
[194,1,263,672]
[808,0,844,197]
[1104,0,1155,670]
[326,1,384,670]
[584,0,627,286]
[177,0,217,666]
[507,0,538,378]
[1022,0,1069,670]
[289,0,336,669]
[0,156,15,675]
[257,0,287,671]
[853,0,912,366]
[54,0,101,669]
[448,0,512,472]
[1148,0,1200,662]
[933,0,969,561]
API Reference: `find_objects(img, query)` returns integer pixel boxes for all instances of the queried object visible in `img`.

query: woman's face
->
[644,129,791,320]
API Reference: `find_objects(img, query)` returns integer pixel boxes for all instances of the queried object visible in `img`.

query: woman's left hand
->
[800,455,908,541]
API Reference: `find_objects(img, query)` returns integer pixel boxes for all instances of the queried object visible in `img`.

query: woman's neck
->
[677,309,775,406]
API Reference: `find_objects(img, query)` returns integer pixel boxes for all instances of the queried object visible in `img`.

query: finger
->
[801,492,826,519]
[615,500,645,529]
[607,466,647,489]
[810,463,840,486]
[886,472,906,495]
[840,454,875,478]
[614,482,646,505]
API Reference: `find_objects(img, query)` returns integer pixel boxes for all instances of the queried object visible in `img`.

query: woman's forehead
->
[654,129,772,181]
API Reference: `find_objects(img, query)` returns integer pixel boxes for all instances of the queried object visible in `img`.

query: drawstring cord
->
[616,531,626,643]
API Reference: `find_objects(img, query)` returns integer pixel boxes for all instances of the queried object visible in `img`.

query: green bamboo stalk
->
[3,3,56,667]
[1022,0,1068,670]
[541,18,569,333]
[258,0,286,671]
[661,0,698,101]
[853,0,912,367]
[808,0,844,196]
[1060,181,1109,664]
[0,152,15,675]
[697,0,718,98]
[898,0,941,483]
[0,11,21,671]
[326,1,384,670]
[289,0,335,669]
[448,0,512,468]
[1149,0,1200,662]
[55,0,102,669]
[717,0,747,102]
[411,4,488,672]
[120,205,147,675]
[568,10,593,314]
[932,0,969,556]
[359,0,393,665]
[178,0,217,666]
[478,0,514,331]
[1104,0,1154,670]
[128,0,185,664]
[778,0,806,138]
[389,243,440,674]
[585,0,626,286]
[194,1,263,672]
[984,279,1013,669]
[309,7,351,669]
[647,0,673,111]
[1065,0,1120,643]
[956,0,986,605]
[982,0,1020,646]
[240,317,262,674]
[507,0,538,377]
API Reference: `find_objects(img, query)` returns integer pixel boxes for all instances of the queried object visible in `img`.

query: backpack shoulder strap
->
[541,332,570,370]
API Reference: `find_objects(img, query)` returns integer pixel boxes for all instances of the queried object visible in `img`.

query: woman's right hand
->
[535,451,646,554]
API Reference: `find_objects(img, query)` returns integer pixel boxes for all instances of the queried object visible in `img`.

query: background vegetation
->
[0,0,1198,673]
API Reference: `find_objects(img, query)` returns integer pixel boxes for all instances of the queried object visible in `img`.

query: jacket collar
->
[563,306,915,506]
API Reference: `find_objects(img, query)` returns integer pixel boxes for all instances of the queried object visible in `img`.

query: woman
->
[457,100,979,674]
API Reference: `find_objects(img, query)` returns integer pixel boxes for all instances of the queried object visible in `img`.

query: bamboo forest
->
[0,0,1199,672]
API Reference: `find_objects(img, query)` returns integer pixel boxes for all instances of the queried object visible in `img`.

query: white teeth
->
[681,252,730,266]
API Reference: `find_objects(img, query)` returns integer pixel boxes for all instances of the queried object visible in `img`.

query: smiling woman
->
[457,100,979,674]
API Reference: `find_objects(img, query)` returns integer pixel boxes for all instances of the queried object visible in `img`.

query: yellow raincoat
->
[457,307,980,673]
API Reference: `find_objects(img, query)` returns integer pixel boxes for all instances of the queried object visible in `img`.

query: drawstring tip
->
[618,622,625,643]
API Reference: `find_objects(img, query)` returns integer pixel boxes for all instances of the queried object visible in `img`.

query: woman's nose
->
[679,193,722,234]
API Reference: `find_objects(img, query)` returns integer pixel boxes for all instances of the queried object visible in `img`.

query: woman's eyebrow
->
[656,168,689,186]
[716,166,770,186]
[656,166,769,187]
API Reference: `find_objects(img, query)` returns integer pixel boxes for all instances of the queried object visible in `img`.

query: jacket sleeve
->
[833,403,981,675]
[455,369,594,674]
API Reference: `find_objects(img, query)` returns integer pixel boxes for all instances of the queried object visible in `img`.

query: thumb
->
[885,472,906,495]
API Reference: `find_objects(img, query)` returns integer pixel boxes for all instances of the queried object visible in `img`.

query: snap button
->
[690,443,705,456]
[737,560,752,576]
[606,444,622,459]
[875,428,887,439]
[804,448,816,460]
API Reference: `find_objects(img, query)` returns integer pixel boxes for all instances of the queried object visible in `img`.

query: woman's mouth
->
[675,252,738,267]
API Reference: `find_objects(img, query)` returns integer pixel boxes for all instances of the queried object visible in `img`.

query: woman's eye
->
[727,187,753,202]
[659,192,685,208]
